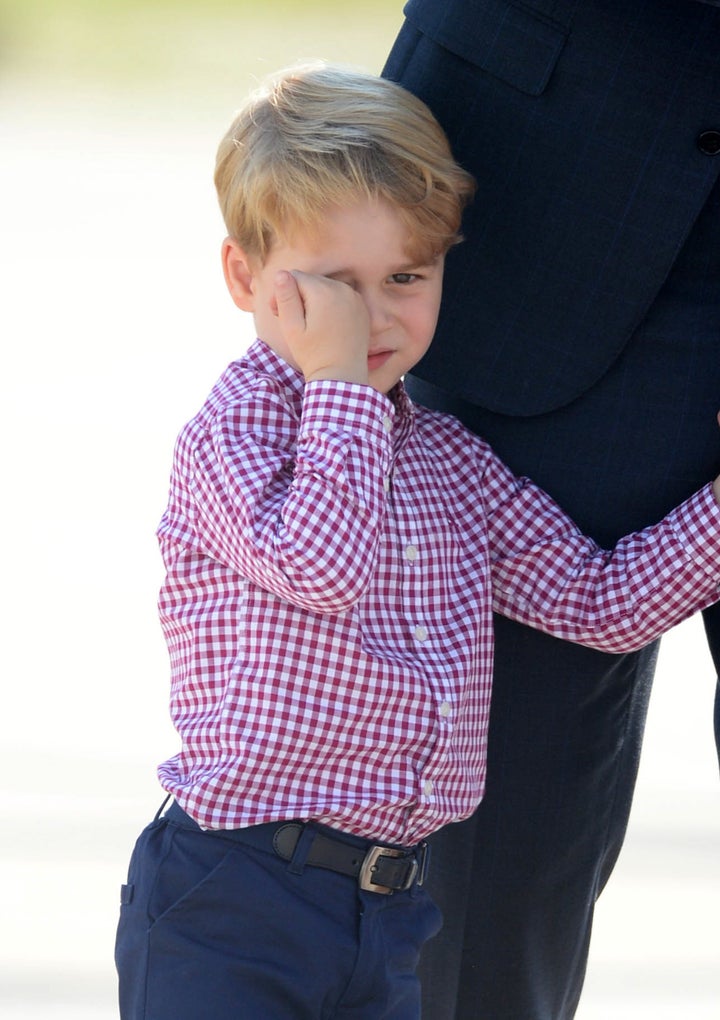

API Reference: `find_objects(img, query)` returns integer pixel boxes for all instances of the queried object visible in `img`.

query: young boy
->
[115,64,720,1019]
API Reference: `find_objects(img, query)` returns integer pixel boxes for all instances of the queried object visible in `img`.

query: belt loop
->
[154,793,172,823]
[417,841,430,887]
[287,822,316,876]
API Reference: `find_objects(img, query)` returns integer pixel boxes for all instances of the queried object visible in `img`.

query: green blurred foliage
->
[0,0,403,95]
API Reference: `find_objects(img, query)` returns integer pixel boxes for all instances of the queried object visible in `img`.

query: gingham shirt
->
[156,340,720,845]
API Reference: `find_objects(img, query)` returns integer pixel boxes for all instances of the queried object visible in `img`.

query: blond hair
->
[214,63,475,263]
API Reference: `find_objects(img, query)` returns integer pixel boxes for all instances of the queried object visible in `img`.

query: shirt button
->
[405,544,418,562]
[382,415,394,433]
[698,130,720,156]
[413,625,428,641]
[439,702,451,718]
[423,779,434,797]
[383,476,391,492]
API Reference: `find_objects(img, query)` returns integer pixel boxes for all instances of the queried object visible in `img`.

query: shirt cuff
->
[299,379,397,449]
[669,482,720,576]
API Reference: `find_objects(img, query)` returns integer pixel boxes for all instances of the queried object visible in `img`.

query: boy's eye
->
[390,273,418,284]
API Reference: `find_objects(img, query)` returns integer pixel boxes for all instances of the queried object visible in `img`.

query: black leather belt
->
[164,800,428,896]
[272,822,429,895]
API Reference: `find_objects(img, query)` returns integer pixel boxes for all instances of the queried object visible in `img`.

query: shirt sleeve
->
[183,379,395,612]
[485,454,720,652]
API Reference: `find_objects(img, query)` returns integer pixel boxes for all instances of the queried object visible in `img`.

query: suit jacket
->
[384,0,720,415]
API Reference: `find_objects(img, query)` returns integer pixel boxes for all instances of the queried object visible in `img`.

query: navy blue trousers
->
[115,802,442,1020]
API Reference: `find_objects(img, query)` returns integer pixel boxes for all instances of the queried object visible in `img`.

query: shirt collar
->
[245,338,306,399]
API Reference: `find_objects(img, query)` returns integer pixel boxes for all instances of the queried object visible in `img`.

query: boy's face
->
[226,198,445,394]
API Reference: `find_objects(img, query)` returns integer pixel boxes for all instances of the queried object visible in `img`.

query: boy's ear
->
[221,238,257,312]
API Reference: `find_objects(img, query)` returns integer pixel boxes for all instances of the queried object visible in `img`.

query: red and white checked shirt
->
[156,340,720,845]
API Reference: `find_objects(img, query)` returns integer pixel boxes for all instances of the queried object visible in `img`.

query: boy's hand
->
[274,270,370,386]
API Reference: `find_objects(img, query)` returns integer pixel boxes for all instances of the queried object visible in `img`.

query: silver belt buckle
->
[358,845,418,895]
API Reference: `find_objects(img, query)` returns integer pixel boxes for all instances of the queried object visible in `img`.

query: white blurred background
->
[1,3,718,1016]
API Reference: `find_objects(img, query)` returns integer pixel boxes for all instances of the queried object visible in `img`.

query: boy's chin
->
[368,366,404,395]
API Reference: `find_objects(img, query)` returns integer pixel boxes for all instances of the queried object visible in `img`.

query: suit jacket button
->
[698,130,720,155]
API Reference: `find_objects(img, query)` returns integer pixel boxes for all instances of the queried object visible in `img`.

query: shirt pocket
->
[403,0,568,95]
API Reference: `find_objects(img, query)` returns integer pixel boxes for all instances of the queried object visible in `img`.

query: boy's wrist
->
[304,366,369,386]
[713,475,720,507]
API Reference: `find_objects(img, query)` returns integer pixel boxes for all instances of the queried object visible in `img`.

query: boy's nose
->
[363,292,393,333]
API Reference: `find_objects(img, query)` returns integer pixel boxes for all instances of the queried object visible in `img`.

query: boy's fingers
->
[274,270,306,330]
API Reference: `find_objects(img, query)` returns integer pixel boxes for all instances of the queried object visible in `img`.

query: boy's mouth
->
[367,349,393,371]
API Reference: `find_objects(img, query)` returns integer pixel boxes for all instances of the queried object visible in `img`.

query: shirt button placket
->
[381,414,393,492]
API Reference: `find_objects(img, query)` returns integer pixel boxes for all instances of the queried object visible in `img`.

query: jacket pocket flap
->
[403,0,568,95]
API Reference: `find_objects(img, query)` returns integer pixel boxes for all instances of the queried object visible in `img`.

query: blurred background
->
[0,2,718,1017]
